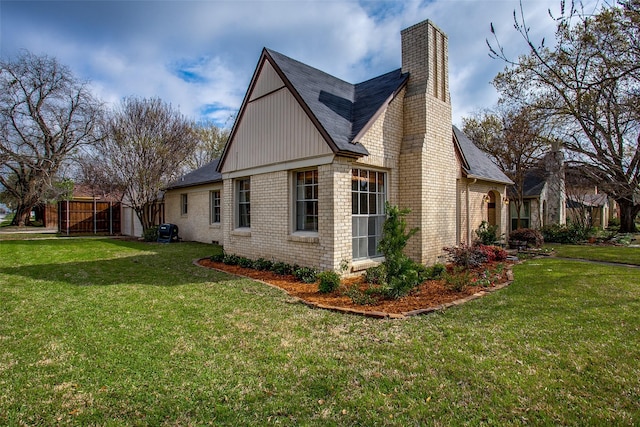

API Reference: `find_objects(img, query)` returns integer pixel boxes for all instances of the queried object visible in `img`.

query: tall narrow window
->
[181,194,188,215]
[296,169,318,232]
[352,169,386,260]
[210,190,221,224]
[237,179,250,228]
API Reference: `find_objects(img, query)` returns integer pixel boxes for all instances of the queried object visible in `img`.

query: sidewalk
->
[0,226,58,234]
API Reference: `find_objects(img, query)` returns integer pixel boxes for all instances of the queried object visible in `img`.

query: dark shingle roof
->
[265,49,408,156]
[165,159,222,190]
[453,126,513,185]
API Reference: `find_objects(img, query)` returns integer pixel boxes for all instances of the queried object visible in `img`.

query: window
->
[181,194,188,215]
[237,178,250,228]
[352,169,386,260]
[510,200,530,230]
[210,190,221,224]
[295,169,318,232]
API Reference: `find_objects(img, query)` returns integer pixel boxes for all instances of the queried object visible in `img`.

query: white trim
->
[222,154,334,180]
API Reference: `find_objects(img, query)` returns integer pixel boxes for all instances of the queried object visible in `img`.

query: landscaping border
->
[194,258,515,319]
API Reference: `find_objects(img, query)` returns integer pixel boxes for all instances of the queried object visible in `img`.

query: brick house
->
[165,19,512,273]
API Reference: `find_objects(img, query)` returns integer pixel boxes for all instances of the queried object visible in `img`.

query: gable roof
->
[165,159,222,190]
[453,126,513,185]
[218,48,408,171]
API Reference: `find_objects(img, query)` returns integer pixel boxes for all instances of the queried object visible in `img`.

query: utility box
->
[157,223,179,243]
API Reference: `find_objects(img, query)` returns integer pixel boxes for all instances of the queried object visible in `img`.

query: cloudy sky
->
[0,0,602,128]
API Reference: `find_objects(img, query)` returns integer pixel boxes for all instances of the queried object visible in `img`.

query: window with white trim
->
[210,190,221,224]
[237,178,250,228]
[295,169,318,232]
[352,169,386,260]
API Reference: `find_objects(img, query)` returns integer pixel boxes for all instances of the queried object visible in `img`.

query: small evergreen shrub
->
[425,263,446,280]
[378,203,422,299]
[253,258,273,271]
[293,266,318,283]
[210,252,225,262]
[475,221,500,245]
[541,223,591,244]
[222,253,241,265]
[443,243,487,268]
[364,264,387,285]
[442,267,473,292]
[271,262,293,276]
[509,228,544,248]
[238,257,254,268]
[345,286,381,305]
[318,271,340,294]
[143,226,159,242]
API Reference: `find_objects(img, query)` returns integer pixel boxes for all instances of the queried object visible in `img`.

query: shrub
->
[238,257,254,268]
[443,243,487,268]
[442,267,473,292]
[378,203,422,299]
[210,252,225,262]
[475,220,499,245]
[508,228,544,248]
[143,226,159,242]
[293,266,318,283]
[345,286,381,305]
[425,263,446,280]
[476,244,508,263]
[271,262,293,276]
[364,264,387,285]
[541,223,591,244]
[222,253,241,265]
[253,258,273,271]
[317,271,340,294]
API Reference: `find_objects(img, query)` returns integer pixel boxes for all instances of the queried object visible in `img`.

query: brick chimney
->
[399,20,457,264]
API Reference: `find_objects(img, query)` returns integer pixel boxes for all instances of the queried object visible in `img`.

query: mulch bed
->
[197,259,513,318]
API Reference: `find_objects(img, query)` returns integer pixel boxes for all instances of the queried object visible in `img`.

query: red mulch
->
[197,259,512,316]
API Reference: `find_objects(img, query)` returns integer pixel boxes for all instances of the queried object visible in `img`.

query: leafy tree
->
[93,97,198,232]
[462,106,550,228]
[0,51,104,225]
[488,0,640,232]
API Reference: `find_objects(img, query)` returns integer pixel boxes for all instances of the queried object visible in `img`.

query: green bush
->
[442,267,473,292]
[222,253,241,265]
[293,266,318,283]
[377,203,422,299]
[210,252,225,262]
[508,228,544,248]
[253,258,273,271]
[541,223,591,244]
[424,263,446,280]
[143,226,159,242]
[318,271,340,294]
[238,257,254,268]
[364,264,387,285]
[475,220,500,245]
[271,262,293,276]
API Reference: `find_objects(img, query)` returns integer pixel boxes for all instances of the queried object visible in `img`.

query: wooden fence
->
[58,200,121,235]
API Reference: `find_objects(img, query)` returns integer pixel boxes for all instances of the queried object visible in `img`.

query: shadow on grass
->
[0,239,230,287]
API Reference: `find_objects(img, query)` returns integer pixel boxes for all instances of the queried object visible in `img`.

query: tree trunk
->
[11,204,32,226]
[617,198,640,233]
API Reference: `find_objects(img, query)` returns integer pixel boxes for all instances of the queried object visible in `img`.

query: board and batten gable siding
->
[221,61,333,174]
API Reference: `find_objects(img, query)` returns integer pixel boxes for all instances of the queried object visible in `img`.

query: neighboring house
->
[165,19,512,273]
[565,167,617,229]
[509,151,566,231]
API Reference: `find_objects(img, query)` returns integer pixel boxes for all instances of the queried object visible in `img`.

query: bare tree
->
[183,120,229,172]
[463,106,550,229]
[488,0,640,232]
[94,97,198,232]
[0,51,104,226]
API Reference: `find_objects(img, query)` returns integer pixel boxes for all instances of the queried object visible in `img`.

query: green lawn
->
[0,236,638,425]
[551,243,640,265]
